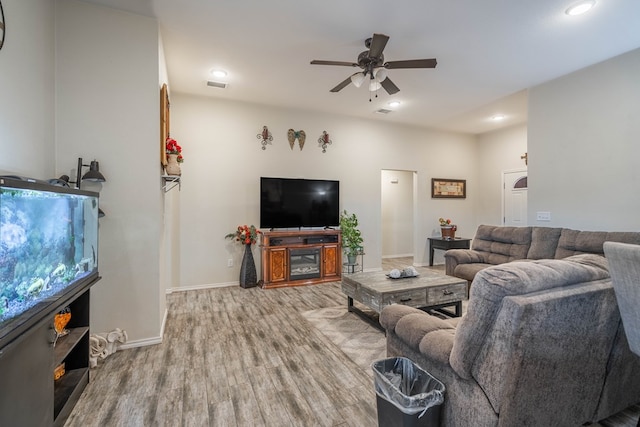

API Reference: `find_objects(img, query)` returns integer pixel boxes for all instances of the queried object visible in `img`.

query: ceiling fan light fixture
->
[369,80,382,91]
[350,72,366,88]
[374,67,387,82]
[565,0,596,16]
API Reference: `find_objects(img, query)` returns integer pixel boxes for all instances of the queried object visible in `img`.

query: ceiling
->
[81,0,640,134]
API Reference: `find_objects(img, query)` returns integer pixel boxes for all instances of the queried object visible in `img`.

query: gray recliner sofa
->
[380,254,640,426]
[445,225,640,282]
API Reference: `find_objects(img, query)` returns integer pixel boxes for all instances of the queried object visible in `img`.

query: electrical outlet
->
[227,259,233,267]
[536,211,551,221]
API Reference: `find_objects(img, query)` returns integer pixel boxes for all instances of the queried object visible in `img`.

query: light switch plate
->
[536,211,551,221]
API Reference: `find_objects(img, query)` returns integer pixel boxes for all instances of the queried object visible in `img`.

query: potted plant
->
[340,210,364,265]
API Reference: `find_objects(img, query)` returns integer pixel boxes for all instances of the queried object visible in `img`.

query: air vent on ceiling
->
[207,81,228,89]
[375,108,392,115]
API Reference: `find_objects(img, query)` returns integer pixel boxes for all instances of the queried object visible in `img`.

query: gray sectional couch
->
[445,225,640,282]
[381,254,640,426]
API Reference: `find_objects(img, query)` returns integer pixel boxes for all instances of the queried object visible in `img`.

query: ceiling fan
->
[310,33,437,98]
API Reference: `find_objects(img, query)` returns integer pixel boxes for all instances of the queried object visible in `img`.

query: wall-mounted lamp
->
[56,158,106,189]
[50,158,107,218]
[76,158,106,186]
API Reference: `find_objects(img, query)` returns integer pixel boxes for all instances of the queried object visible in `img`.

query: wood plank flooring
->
[65,279,379,426]
[65,256,637,426]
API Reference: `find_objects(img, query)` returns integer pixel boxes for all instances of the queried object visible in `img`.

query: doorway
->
[381,170,416,265]
[503,169,528,226]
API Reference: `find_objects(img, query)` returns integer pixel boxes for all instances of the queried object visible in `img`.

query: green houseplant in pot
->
[340,210,364,265]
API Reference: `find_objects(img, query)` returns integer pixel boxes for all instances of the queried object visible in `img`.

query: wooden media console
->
[259,230,342,289]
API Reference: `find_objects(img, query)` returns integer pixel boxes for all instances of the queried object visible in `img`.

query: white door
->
[503,170,528,226]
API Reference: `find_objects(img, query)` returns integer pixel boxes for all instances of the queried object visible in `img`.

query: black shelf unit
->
[0,278,99,426]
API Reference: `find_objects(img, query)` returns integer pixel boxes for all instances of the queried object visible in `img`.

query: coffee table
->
[341,268,468,330]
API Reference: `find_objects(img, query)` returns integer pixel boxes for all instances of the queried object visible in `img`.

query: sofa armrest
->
[381,305,456,360]
[444,249,487,276]
[379,304,426,331]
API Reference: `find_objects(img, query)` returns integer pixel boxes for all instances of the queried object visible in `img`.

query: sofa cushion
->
[395,312,455,350]
[453,263,494,282]
[449,254,610,380]
[471,225,532,264]
[527,226,563,259]
[555,229,640,259]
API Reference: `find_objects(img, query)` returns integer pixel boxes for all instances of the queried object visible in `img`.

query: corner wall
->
[475,124,528,226]
[55,0,163,342]
[528,48,640,231]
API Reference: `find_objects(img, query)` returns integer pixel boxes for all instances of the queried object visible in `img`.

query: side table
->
[428,237,471,266]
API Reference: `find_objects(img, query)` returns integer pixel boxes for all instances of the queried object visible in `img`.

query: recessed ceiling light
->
[210,69,227,78]
[491,114,505,121]
[388,101,401,107]
[565,0,596,16]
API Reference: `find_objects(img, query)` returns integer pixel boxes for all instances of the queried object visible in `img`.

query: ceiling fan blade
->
[368,33,389,58]
[380,77,400,95]
[384,58,437,69]
[330,76,354,92]
[311,60,359,67]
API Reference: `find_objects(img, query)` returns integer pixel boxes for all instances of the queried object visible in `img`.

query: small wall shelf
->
[162,175,181,192]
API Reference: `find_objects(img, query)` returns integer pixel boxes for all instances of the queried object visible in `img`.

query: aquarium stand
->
[0,278,100,427]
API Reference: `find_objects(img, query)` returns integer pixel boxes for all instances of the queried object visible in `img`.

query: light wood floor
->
[66,282,382,425]
[65,256,638,426]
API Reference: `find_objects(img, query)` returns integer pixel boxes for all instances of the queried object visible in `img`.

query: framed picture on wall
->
[431,178,466,199]
[160,83,170,166]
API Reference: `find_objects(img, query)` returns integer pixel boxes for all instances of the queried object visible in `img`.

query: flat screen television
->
[260,177,339,229]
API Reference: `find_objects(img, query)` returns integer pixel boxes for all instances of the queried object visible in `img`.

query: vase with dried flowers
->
[438,217,457,240]
[165,137,184,176]
[225,225,261,288]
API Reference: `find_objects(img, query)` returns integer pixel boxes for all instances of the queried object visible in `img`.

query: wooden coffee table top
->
[341,267,468,315]
[342,267,466,293]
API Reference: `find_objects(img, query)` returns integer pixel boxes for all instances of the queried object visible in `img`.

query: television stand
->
[259,230,341,289]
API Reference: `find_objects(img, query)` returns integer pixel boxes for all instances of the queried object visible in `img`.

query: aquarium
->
[0,177,99,344]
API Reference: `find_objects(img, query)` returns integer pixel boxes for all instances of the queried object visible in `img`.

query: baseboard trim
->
[167,281,236,293]
[119,335,163,349]
[159,308,167,340]
[382,254,414,259]
[116,309,167,350]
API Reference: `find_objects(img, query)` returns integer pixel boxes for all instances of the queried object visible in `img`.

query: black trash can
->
[372,357,445,427]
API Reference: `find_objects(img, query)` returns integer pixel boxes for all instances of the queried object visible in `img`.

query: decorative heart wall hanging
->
[287,129,306,150]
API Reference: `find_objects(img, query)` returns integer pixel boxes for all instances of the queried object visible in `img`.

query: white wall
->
[0,0,54,178]
[55,0,163,342]
[528,48,640,231]
[475,124,528,226]
[170,94,478,286]
[381,170,414,258]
